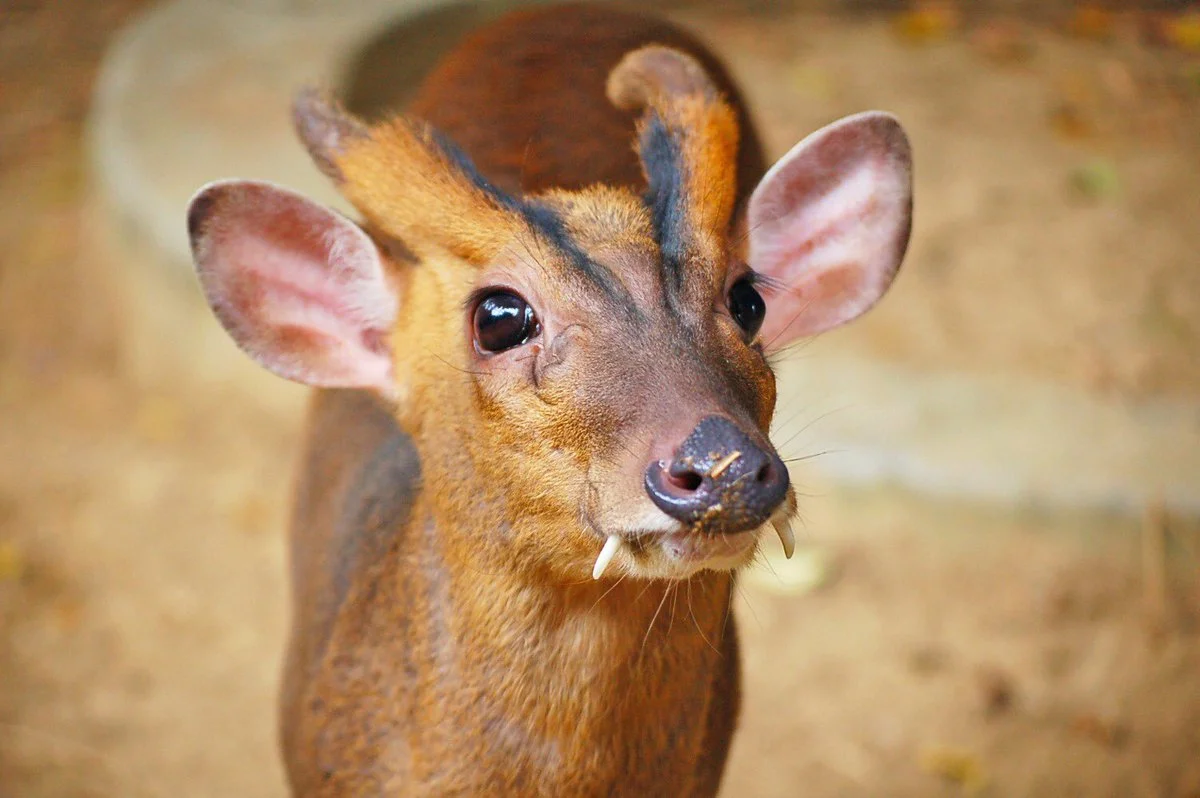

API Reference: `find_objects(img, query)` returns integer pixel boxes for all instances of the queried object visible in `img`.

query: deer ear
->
[747,112,912,352]
[187,179,397,395]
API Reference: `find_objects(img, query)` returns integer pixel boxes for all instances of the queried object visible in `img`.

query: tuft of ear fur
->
[292,87,526,265]
[607,46,740,265]
[292,88,370,183]
[747,111,913,351]
[187,179,398,395]
[333,118,520,263]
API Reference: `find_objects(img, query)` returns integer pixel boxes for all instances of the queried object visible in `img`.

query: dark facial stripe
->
[518,201,630,303]
[639,113,687,291]
[430,126,513,208]
[430,127,628,303]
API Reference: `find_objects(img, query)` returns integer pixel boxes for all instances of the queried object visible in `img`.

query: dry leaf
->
[1145,10,1200,52]
[743,545,838,596]
[970,19,1035,64]
[893,2,960,45]
[53,596,84,632]
[1072,712,1129,748]
[919,745,989,793]
[1067,5,1115,41]
[1069,160,1121,201]
[789,65,834,101]
[0,540,25,582]
[1049,104,1095,141]
[975,665,1017,717]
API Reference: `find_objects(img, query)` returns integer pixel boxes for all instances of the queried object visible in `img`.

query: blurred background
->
[1,0,1198,795]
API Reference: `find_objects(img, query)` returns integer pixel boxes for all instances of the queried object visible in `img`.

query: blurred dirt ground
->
[1,1,1199,797]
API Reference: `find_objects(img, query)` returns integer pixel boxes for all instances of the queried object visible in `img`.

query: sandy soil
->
[677,5,1200,402]
[2,1,1199,797]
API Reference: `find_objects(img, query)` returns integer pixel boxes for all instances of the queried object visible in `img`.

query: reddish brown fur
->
[280,5,773,796]
[337,117,520,263]
[404,4,764,200]
[607,46,741,262]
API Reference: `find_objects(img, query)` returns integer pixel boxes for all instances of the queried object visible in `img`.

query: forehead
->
[490,188,771,431]
[520,186,725,316]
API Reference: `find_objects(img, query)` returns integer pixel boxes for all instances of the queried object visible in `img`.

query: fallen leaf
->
[789,65,835,101]
[975,665,1017,717]
[1067,5,1115,41]
[1069,159,1121,201]
[0,540,25,582]
[53,596,84,632]
[970,19,1036,64]
[743,544,838,596]
[1050,104,1095,141]
[893,2,960,45]
[908,644,950,676]
[1072,712,1129,748]
[1163,11,1200,52]
[919,745,988,793]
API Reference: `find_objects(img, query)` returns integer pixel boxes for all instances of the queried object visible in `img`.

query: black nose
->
[644,416,789,533]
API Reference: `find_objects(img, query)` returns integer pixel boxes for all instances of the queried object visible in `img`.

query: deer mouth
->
[590,511,795,580]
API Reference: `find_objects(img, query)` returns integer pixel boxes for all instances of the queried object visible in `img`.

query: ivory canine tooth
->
[592,534,622,580]
[771,517,796,559]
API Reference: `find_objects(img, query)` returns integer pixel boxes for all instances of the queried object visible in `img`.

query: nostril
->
[645,460,710,524]
[667,469,703,492]
[755,463,773,484]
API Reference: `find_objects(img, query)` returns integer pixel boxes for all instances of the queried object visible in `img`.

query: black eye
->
[728,278,766,338]
[473,291,540,353]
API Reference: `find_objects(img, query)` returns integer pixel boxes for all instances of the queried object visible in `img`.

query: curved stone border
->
[773,354,1200,516]
[87,0,1200,516]
[88,0,436,273]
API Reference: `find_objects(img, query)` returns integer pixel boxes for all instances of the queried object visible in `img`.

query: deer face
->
[186,47,912,582]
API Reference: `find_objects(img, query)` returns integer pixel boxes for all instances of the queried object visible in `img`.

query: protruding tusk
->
[771,517,796,559]
[592,535,623,580]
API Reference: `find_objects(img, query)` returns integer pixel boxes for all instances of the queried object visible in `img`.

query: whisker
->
[782,449,840,465]
[764,294,817,351]
[766,332,824,365]
[728,216,770,249]
[770,401,810,439]
[633,578,656,605]
[640,583,672,661]
[518,137,535,194]
[667,580,680,636]
[733,580,764,633]
[688,577,720,656]
[588,571,629,614]
[774,405,850,455]
[425,350,485,377]
[719,575,736,638]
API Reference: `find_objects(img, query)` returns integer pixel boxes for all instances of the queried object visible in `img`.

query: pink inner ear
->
[747,112,913,352]
[189,180,397,392]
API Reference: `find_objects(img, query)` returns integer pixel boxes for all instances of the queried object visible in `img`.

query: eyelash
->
[742,268,781,294]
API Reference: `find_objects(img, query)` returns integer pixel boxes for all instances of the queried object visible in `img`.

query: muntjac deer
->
[186,4,912,795]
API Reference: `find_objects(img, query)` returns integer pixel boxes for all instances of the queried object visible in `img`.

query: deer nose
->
[644,416,789,533]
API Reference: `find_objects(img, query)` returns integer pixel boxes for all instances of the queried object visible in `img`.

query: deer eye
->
[473,291,540,353]
[728,278,766,339]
